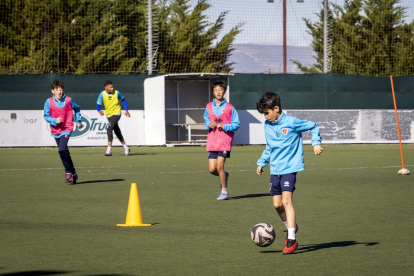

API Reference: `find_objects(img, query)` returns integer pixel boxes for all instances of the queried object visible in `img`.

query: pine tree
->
[0,0,58,74]
[157,0,243,73]
[75,0,131,74]
[0,0,25,73]
[0,0,243,74]
[294,0,414,76]
[330,0,365,75]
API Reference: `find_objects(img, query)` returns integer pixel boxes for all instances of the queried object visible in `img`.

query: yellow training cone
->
[117,183,151,227]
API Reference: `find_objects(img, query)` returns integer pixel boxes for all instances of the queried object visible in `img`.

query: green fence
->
[0,74,413,110]
[230,74,414,110]
[0,74,147,110]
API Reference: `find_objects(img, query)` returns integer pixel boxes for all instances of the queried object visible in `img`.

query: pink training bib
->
[206,101,235,151]
[49,96,74,135]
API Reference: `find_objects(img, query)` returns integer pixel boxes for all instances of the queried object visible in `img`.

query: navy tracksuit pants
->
[55,135,76,174]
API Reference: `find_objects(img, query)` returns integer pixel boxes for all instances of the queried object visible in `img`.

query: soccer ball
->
[251,222,276,247]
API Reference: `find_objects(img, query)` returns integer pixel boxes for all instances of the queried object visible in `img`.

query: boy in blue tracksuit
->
[203,81,240,200]
[256,91,323,254]
[44,80,82,185]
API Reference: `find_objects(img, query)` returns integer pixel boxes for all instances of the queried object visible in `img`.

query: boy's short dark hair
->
[51,79,64,89]
[104,80,113,87]
[212,81,227,92]
[256,91,282,114]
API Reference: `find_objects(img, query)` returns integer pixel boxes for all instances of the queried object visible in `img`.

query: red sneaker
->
[285,223,299,246]
[282,239,298,254]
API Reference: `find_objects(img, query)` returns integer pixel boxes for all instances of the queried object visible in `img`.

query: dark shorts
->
[208,151,231,159]
[269,173,297,196]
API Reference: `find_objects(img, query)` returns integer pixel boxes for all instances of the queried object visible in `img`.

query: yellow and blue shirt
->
[96,90,128,117]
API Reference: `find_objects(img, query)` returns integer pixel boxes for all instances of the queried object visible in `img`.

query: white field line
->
[0,164,412,174]
[45,170,209,176]
[0,165,134,172]
[36,164,414,177]
[0,163,253,172]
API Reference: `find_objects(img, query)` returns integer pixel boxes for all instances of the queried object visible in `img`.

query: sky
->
[187,0,414,47]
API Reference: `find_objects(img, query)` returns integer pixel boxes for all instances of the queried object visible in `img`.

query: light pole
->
[147,0,153,75]
[283,0,287,73]
[323,0,329,73]
[268,0,304,74]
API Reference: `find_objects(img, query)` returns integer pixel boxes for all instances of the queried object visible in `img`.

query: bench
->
[172,123,207,142]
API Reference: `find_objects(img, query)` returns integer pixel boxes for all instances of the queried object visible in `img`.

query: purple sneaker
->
[69,173,78,185]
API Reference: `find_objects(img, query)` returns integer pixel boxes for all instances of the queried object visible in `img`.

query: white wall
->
[1,109,413,147]
[144,76,166,145]
[0,110,145,147]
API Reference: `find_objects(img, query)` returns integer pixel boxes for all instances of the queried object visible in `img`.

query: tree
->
[0,0,58,74]
[0,0,242,74]
[75,0,148,74]
[294,0,414,76]
[157,0,243,73]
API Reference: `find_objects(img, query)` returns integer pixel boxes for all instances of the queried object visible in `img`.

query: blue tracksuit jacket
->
[257,112,322,175]
[43,94,82,138]
[203,99,240,132]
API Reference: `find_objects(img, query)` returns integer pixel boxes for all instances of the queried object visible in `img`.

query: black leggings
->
[107,115,124,143]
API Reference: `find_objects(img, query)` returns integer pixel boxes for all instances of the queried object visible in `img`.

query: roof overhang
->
[161,73,234,82]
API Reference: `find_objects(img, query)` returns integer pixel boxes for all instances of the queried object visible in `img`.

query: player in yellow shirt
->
[96,80,130,156]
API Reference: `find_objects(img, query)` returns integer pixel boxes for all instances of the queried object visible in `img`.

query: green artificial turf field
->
[0,144,413,276]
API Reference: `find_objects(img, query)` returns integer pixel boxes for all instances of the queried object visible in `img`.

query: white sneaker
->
[124,148,130,156]
[105,151,112,156]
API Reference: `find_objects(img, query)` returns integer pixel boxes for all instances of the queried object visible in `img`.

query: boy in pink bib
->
[203,81,240,200]
[43,80,82,185]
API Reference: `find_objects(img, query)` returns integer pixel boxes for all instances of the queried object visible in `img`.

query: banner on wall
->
[40,112,118,146]
[233,109,414,145]
[0,110,144,147]
[1,110,413,147]
[290,110,414,143]
[0,111,43,146]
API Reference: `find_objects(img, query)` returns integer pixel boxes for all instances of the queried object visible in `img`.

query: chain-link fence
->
[1,0,413,75]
